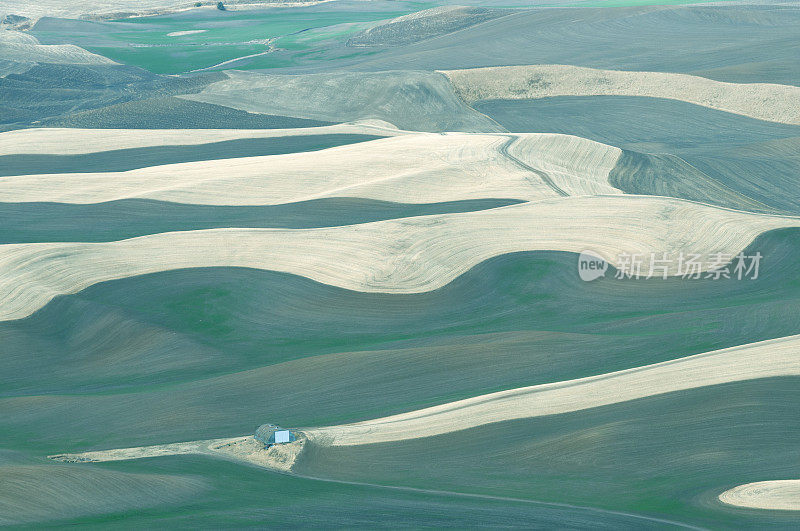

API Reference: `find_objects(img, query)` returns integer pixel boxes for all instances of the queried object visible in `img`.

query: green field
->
[3,229,798,454]
[294,378,800,528]
[32,5,435,74]
[5,453,672,528]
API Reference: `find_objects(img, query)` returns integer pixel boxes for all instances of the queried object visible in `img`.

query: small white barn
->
[254,424,296,447]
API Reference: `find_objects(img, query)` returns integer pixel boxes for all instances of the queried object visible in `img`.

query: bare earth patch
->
[50,435,306,473]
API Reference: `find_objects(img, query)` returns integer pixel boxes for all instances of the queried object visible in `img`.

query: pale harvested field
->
[49,438,232,462]
[505,134,622,196]
[0,31,116,65]
[442,65,800,125]
[167,30,207,37]
[0,120,402,156]
[1,195,797,322]
[0,132,621,205]
[719,480,800,511]
[305,334,800,446]
[50,436,305,473]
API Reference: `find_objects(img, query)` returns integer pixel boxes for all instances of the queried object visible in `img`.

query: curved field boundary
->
[48,438,704,529]
[719,480,800,511]
[306,334,800,446]
[49,436,305,473]
[0,120,403,157]
[1,195,798,321]
[0,132,621,205]
[441,64,800,125]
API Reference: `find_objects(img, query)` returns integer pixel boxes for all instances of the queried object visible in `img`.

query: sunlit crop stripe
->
[1,195,797,322]
[0,132,621,205]
[442,64,800,125]
[0,120,403,156]
[306,334,800,445]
